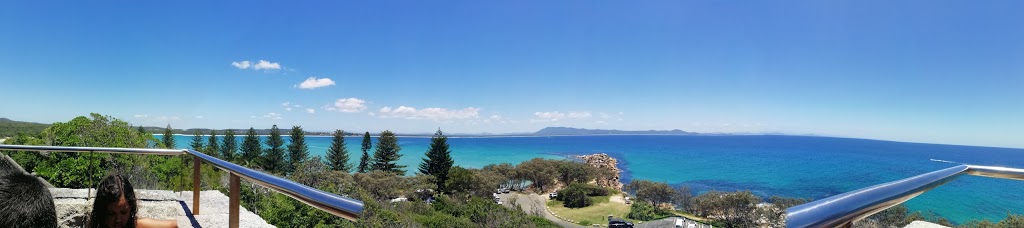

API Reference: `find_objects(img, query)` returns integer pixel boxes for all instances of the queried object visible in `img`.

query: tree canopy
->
[371,130,405,175]
[326,130,351,172]
[419,129,454,191]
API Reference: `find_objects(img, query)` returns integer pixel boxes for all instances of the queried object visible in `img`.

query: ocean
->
[164,134,1024,224]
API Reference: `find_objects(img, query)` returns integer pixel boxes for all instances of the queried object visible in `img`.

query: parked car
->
[502,188,510,193]
[548,192,558,199]
[675,218,683,228]
[609,218,633,228]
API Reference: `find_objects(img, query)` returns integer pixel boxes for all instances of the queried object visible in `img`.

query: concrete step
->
[50,188,273,228]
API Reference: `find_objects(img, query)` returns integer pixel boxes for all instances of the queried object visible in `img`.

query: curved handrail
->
[185,149,363,220]
[786,164,1024,228]
[0,145,363,221]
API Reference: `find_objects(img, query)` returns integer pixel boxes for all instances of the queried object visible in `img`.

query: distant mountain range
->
[531,127,699,136]
[3,117,707,137]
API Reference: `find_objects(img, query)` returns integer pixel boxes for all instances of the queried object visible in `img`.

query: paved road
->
[498,192,586,228]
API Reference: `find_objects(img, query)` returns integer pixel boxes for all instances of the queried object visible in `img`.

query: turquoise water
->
[165,134,1024,224]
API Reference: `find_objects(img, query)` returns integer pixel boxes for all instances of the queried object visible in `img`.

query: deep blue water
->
[165,134,1024,224]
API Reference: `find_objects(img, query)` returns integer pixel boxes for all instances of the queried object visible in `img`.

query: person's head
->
[89,174,137,228]
[0,173,57,227]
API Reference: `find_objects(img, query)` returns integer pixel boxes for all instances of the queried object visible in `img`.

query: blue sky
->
[1,1,1022,148]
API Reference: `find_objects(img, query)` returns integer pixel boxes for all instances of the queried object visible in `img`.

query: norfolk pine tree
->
[207,130,219,156]
[264,125,287,173]
[241,127,261,167]
[287,126,309,173]
[189,130,204,151]
[162,124,175,149]
[419,129,454,191]
[326,130,352,172]
[358,132,372,173]
[221,129,237,161]
[372,130,405,175]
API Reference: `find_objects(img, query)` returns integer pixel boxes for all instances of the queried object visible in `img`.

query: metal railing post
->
[230,173,240,228]
[193,155,201,215]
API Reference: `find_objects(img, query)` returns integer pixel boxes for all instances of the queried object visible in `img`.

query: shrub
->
[557,183,593,208]
[627,200,670,221]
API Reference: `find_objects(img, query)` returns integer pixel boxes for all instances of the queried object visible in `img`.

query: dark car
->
[609,218,634,228]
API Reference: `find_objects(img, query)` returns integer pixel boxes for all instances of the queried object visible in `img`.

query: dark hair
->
[0,173,58,227]
[88,174,138,228]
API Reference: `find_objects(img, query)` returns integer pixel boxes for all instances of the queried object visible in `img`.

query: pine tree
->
[190,129,204,151]
[326,130,352,172]
[372,130,405,175]
[264,125,287,173]
[162,124,176,149]
[204,130,217,156]
[287,126,309,173]
[241,127,261,167]
[221,129,237,161]
[358,132,372,173]
[137,125,146,134]
[419,129,454,191]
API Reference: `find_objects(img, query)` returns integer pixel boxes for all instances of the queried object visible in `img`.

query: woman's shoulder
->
[137,218,178,228]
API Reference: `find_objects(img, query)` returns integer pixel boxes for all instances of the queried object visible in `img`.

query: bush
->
[626,200,669,221]
[558,184,592,208]
[580,184,611,196]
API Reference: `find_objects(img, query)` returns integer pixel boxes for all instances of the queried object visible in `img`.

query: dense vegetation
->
[3,114,1023,227]
[0,118,49,138]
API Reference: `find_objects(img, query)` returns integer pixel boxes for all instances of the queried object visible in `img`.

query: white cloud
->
[263,112,282,120]
[532,111,592,122]
[599,112,611,119]
[253,60,281,70]
[490,115,502,119]
[286,107,292,111]
[195,116,204,119]
[133,114,148,118]
[281,102,290,106]
[231,61,252,69]
[232,60,282,71]
[324,98,367,113]
[306,108,315,114]
[297,77,336,89]
[376,106,480,121]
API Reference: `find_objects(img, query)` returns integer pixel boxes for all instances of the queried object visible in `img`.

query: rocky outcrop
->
[578,153,623,191]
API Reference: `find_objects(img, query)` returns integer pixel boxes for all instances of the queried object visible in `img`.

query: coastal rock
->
[578,153,623,191]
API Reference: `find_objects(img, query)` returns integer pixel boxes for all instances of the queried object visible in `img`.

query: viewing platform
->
[50,188,273,228]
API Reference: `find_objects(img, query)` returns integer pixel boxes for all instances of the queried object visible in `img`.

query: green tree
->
[221,129,237,161]
[263,125,287,173]
[419,129,454,191]
[517,158,559,192]
[189,130,204,151]
[557,183,593,208]
[162,124,175,149]
[326,130,352,172]
[241,127,261,167]
[372,130,405,175]
[207,130,219,156]
[22,114,151,188]
[358,131,371,173]
[626,180,676,206]
[287,126,309,173]
[137,125,146,135]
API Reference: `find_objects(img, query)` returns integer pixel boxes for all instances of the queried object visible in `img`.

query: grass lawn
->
[546,195,630,226]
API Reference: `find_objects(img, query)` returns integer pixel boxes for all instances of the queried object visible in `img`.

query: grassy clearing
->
[547,195,630,226]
